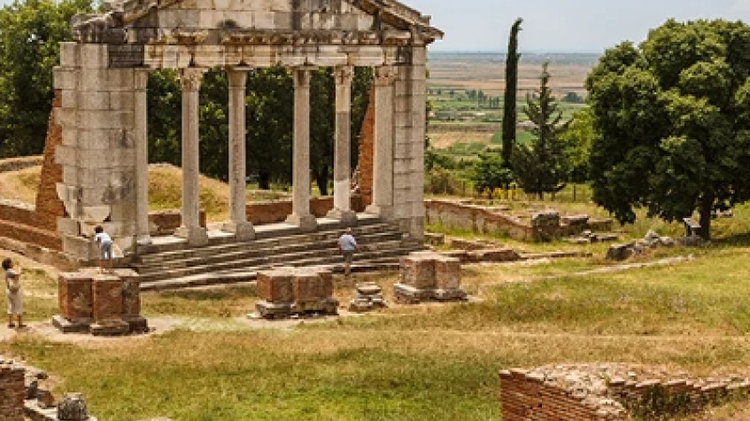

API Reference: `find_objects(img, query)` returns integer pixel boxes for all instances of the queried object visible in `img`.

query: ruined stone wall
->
[501,366,750,421]
[356,85,375,206]
[425,200,536,241]
[35,90,66,233]
[0,361,24,421]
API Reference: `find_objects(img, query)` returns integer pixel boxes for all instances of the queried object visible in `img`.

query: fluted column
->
[134,69,152,246]
[222,69,255,240]
[327,66,357,224]
[366,65,396,218]
[175,68,209,245]
[285,68,317,231]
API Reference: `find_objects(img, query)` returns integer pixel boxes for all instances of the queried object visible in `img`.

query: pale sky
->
[405,0,750,53]
[1,0,749,53]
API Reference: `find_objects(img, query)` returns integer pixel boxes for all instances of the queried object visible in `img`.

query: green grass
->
[4,201,750,419]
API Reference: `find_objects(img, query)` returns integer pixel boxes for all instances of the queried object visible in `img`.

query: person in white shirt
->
[3,258,23,329]
[94,225,114,273]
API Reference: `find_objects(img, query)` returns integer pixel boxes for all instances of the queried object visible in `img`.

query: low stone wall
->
[246,196,366,225]
[500,364,750,420]
[148,210,207,236]
[425,200,536,241]
[0,156,42,174]
[0,360,24,421]
[426,200,612,242]
[0,200,63,252]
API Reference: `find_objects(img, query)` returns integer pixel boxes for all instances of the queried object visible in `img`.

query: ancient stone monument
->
[52,269,148,335]
[348,282,387,312]
[394,251,466,304]
[255,266,338,319]
[52,0,441,261]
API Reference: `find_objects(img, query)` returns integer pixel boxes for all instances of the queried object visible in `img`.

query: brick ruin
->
[0,356,97,421]
[254,266,339,319]
[500,364,750,420]
[52,269,148,336]
[0,360,24,421]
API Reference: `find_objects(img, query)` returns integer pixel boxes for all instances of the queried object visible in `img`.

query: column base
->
[222,221,256,241]
[136,235,152,246]
[174,225,209,246]
[285,213,318,232]
[365,204,393,219]
[326,208,358,225]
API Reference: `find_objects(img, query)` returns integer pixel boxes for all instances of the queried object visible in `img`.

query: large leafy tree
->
[0,0,94,157]
[587,19,750,239]
[512,62,569,199]
[501,18,523,166]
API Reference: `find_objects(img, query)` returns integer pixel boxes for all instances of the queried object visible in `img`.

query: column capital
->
[334,66,354,86]
[227,69,248,88]
[179,68,205,92]
[374,65,396,86]
[293,67,313,88]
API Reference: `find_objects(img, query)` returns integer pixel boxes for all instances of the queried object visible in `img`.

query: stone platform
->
[52,269,148,336]
[394,251,467,304]
[254,266,338,319]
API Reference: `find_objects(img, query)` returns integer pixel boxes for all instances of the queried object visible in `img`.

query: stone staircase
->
[132,215,423,291]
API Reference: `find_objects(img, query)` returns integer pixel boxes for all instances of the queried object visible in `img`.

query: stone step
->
[137,215,387,255]
[135,230,403,268]
[136,221,399,263]
[136,239,410,283]
[140,245,422,291]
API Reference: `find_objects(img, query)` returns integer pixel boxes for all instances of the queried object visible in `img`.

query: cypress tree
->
[501,18,523,166]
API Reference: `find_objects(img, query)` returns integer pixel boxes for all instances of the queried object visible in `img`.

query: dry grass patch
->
[0,165,40,205]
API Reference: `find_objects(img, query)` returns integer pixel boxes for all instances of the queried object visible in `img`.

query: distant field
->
[428,52,598,98]
[426,52,596,152]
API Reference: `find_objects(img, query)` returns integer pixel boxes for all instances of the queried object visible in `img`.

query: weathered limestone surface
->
[395,251,466,304]
[58,272,93,322]
[255,266,338,319]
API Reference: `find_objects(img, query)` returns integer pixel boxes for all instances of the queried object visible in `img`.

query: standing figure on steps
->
[338,227,359,277]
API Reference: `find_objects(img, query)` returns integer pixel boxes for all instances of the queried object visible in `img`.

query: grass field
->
[3,198,750,419]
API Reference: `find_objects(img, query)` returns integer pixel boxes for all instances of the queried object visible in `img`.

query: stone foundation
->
[53,269,148,335]
[255,267,338,319]
[500,364,750,421]
[394,251,466,304]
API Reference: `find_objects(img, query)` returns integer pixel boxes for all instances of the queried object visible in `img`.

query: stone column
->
[222,69,255,240]
[285,68,317,231]
[175,69,209,245]
[134,69,151,246]
[366,65,396,219]
[327,66,357,224]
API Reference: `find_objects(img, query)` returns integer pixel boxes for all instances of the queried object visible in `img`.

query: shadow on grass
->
[711,232,750,247]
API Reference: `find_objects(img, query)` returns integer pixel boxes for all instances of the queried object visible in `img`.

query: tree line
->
[0,0,372,195]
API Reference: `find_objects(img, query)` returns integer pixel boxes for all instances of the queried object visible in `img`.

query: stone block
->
[256,268,294,303]
[399,254,436,289]
[293,273,324,304]
[434,256,461,290]
[57,217,81,236]
[90,319,130,336]
[92,275,123,322]
[80,44,109,69]
[121,278,141,317]
[53,67,78,91]
[51,314,91,333]
[58,272,93,321]
[59,42,80,68]
[393,283,432,304]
